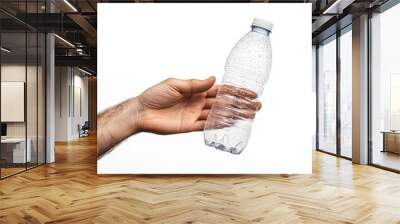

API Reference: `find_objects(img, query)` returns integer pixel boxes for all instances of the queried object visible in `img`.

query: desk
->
[382,131,400,154]
[1,138,31,163]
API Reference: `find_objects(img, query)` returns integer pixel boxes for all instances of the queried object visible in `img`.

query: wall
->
[55,66,89,141]
[98,4,313,174]
[1,63,45,164]
[73,72,89,137]
[55,67,69,141]
[1,64,41,138]
[1,65,25,138]
[88,77,97,132]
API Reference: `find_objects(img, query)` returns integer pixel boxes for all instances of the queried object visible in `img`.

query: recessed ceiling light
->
[78,67,93,76]
[323,0,354,15]
[63,0,78,12]
[54,34,75,48]
[1,47,11,53]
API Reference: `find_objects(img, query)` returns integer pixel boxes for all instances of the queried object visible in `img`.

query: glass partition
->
[0,31,28,178]
[317,36,337,154]
[0,1,46,179]
[26,0,45,169]
[371,3,400,171]
[339,28,352,158]
[38,32,45,165]
[27,31,38,169]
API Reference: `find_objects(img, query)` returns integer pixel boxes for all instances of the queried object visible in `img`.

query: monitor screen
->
[1,123,7,137]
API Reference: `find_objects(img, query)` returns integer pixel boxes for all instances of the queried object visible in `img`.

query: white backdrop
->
[97,3,312,174]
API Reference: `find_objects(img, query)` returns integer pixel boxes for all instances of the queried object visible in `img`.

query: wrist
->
[136,95,156,133]
[97,96,145,157]
[125,96,145,135]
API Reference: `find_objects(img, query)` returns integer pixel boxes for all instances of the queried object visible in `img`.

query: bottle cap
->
[252,18,273,32]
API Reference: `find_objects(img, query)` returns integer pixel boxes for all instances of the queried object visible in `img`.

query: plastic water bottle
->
[204,18,273,154]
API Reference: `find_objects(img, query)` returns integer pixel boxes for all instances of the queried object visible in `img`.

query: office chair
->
[79,121,90,138]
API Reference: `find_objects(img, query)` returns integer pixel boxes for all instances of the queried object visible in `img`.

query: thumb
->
[190,76,216,93]
[166,76,216,95]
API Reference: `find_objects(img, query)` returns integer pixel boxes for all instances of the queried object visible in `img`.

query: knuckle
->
[164,77,176,83]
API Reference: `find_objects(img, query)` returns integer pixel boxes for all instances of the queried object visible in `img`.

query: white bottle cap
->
[252,18,273,32]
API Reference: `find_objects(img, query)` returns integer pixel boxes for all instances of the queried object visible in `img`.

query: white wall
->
[72,73,89,138]
[1,65,40,138]
[98,4,312,174]
[55,66,69,141]
[55,67,89,141]
[1,65,26,138]
[1,63,46,164]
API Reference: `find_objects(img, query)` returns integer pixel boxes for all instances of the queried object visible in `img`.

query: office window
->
[38,32,46,165]
[27,31,39,169]
[0,32,28,178]
[371,3,400,171]
[339,28,352,158]
[0,2,46,179]
[318,36,337,154]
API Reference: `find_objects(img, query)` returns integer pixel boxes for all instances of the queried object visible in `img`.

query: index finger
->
[206,85,220,98]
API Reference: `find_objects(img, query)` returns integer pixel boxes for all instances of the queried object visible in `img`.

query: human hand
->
[137,76,262,134]
[98,76,262,157]
[204,84,262,130]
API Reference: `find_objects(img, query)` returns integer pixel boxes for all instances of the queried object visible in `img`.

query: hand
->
[98,76,262,157]
[204,84,262,130]
[137,76,217,134]
[137,76,262,134]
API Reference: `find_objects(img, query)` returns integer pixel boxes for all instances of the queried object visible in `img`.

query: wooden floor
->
[1,167,26,178]
[1,163,45,178]
[1,135,400,223]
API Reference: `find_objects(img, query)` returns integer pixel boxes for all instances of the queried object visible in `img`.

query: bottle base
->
[205,139,244,155]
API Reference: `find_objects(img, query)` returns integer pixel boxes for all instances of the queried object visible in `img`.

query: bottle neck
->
[251,26,270,35]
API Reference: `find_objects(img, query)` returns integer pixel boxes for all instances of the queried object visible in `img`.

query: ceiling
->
[311,0,390,44]
[0,0,99,73]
